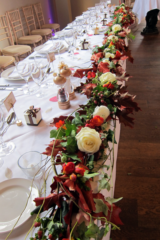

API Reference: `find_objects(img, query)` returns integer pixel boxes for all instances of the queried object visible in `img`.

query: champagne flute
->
[31,65,47,98]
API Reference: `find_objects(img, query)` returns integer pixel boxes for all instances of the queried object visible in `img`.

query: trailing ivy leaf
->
[87,154,94,170]
[47,219,54,231]
[66,136,77,154]
[61,141,67,147]
[101,164,110,170]
[98,178,110,191]
[84,172,99,179]
[105,197,123,205]
[128,32,135,40]
[50,129,65,139]
[104,224,110,236]
[85,223,99,238]
[62,153,81,161]
[97,228,105,240]
[76,222,88,238]
[94,199,108,216]
[41,217,51,230]
[107,129,117,144]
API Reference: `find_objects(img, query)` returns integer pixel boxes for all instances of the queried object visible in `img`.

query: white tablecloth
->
[0,13,125,240]
[133,0,160,23]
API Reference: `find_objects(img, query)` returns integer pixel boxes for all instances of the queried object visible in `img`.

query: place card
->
[3,92,16,112]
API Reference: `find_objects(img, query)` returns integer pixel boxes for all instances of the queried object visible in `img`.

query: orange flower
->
[90,115,104,126]
[103,83,115,90]
[70,173,77,182]
[75,166,85,176]
[109,41,114,48]
[55,120,67,130]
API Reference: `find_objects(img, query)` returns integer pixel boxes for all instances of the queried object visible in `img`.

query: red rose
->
[90,115,104,126]
[63,162,75,175]
[75,166,85,176]
[70,173,77,182]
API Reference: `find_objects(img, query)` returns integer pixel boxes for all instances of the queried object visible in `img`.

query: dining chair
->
[0,55,15,72]
[22,5,52,41]
[0,14,31,61]
[7,9,42,48]
[33,2,60,33]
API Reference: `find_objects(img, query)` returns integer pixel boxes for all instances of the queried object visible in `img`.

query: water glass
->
[18,151,44,179]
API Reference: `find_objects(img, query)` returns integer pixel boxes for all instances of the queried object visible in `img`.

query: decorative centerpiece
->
[104,13,107,18]
[60,63,76,100]
[24,106,42,126]
[54,74,70,110]
[80,39,89,50]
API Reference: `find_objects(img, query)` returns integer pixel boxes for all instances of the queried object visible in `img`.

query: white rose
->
[105,52,115,59]
[104,48,111,53]
[108,35,118,41]
[99,72,116,84]
[93,106,110,120]
[112,24,122,32]
[103,59,111,64]
[76,127,102,154]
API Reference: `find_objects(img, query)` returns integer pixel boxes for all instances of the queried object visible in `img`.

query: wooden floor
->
[111,21,160,240]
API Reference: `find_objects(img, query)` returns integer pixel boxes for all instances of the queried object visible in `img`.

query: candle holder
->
[80,39,89,50]
[102,18,107,26]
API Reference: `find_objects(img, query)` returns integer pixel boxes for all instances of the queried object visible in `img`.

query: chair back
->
[0,14,14,46]
[7,9,25,44]
[22,5,37,34]
[33,2,45,28]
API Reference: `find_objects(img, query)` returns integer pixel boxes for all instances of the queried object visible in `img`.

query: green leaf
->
[128,32,135,40]
[104,224,110,236]
[50,129,65,139]
[66,136,77,154]
[106,197,123,205]
[107,129,117,144]
[102,165,110,170]
[62,153,81,161]
[47,220,54,231]
[76,222,88,238]
[98,178,110,191]
[97,228,105,240]
[85,223,99,238]
[94,199,108,216]
[84,172,99,179]
[72,112,83,126]
[109,61,116,69]
[61,141,67,147]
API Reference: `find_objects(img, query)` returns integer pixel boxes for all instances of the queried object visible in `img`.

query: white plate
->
[1,67,23,81]
[0,178,39,233]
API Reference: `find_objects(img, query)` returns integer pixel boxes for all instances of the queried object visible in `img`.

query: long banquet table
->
[0,11,126,240]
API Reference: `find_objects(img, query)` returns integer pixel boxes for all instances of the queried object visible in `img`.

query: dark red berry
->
[34,222,41,228]
[38,230,43,239]
[100,94,103,97]
[98,93,100,96]
[94,100,98,104]
[101,100,105,103]
[48,234,54,240]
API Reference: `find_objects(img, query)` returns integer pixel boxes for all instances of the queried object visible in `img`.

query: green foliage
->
[61,136,77,154]
[98,178,110,192]
[128,32,135,40]
[106,197,123,205]
[72,112,83,126]
[86,154,94,170]
[50,128,65,139]
[84,171,99,179]
[94,199,108,216]
[62,152,81,161]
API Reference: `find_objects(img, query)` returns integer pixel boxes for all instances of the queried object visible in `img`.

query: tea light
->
[16,120,22,126]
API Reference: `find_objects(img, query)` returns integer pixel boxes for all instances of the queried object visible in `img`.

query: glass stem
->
[0,135,6,149]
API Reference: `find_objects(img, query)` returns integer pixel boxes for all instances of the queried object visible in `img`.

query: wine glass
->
[31,65,47,98]
[0,105,15,157]
[16,61,32,95]
[34,52,50,89]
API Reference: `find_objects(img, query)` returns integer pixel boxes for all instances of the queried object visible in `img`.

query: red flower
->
[76,126,83,133]
[55,120,66,129]
[115,51,121,58]
[87,71,96,79]
[91,52,104,63]
[75,166,86,176]
[70,173,77,182]
[63,162,75,175]
[85,123,95,129]
[103,83,115,90]
[90,115,104,126]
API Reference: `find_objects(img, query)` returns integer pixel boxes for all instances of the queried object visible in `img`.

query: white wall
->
[0,0,50,48]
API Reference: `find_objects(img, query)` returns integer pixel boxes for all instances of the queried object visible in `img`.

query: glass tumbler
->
[18,151,44,179]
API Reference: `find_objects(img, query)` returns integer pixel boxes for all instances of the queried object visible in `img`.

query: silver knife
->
[0,84,24,87]
[0,87,23,91]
